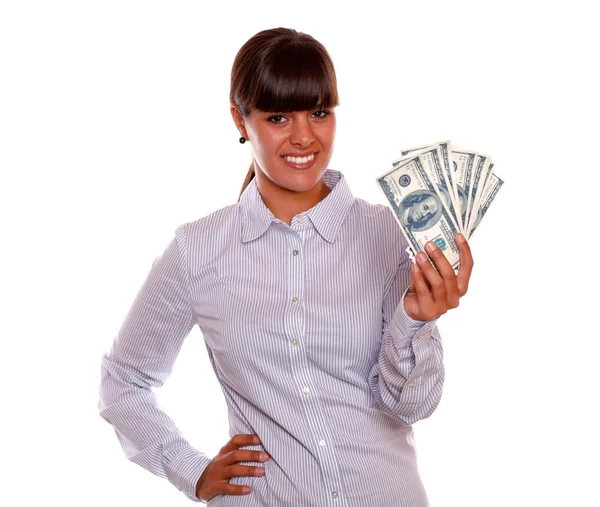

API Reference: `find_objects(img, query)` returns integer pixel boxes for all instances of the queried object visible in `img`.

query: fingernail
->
[260,452,269,460]
[253,436,260,444]
[425,241,436,253]
[417,252,428,263]
[456,233,465,243]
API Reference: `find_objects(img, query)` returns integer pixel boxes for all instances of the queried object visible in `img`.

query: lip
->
[281,151,318,157]
[281,151,318,170]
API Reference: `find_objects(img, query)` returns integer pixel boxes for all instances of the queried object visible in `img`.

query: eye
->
[423,205,429,210]
[312,110,330,119]
[267,114,287,124]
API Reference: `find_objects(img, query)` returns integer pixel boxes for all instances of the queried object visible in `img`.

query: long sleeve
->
[98,224,210,503]
[368,252,445,425]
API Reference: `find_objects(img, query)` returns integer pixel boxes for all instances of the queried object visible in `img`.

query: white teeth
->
[284,153,315,164]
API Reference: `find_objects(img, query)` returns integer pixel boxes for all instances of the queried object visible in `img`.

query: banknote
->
[450,149,476,232]
[392,145,460,232]
[399,140,457,210]
[376,154,461,272]
[466,160,494,235]
[469,172,504,237]
[465,153,493,235]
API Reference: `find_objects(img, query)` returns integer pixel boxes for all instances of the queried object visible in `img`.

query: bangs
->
[250,43,338,113]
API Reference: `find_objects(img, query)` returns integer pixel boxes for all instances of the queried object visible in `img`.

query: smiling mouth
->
[281,152,318,170]
[282,152,316,162]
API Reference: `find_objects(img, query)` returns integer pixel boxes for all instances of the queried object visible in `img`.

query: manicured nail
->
[417,252,428,263]
[456,233,465,243]
[425,241,436,253]
[253,436,260,444]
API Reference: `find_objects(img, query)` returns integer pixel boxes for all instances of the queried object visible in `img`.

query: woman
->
[98,27,473,506]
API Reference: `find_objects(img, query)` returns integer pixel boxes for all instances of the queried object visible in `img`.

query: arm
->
[98,224,210,503]
[368,248,444,425]
[368,232,473,425]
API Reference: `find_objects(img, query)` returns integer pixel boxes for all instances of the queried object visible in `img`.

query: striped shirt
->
[98,169,444,506]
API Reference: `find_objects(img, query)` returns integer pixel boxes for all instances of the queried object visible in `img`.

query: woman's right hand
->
[195,433,271,502]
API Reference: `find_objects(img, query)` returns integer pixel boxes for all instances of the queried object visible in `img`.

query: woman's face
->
[232,105,336,195]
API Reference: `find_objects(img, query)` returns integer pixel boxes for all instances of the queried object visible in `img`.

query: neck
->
[255,174,332,226]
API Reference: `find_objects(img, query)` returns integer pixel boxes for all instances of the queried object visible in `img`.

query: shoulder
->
[350,198,410,280]
[174,203,240,260]
[180,203,238,236]
[352,197,408,249]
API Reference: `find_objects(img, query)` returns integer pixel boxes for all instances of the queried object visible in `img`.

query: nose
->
[290,115,315,149]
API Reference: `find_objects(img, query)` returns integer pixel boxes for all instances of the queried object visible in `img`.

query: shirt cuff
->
[165,446,212,503]
[391,287,439,348]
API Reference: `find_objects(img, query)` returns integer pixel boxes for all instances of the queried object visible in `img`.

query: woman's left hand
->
[403,233,474,321]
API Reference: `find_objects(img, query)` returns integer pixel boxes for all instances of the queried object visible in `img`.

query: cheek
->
[320,123,336,147]
[256,133,284,158]
[251,138,277,166]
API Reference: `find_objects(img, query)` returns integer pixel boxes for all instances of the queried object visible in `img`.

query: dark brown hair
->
[230,28,340,201]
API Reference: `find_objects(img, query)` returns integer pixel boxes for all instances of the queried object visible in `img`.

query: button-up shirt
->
[98,169,444,506]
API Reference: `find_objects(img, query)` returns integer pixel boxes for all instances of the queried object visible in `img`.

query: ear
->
[230,105,248,139]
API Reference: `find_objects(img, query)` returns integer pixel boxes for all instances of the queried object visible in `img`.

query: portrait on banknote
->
[398,189,443,231]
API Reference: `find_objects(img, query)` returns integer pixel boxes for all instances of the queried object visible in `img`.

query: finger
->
[221,482,253,495]
[220,434,260,455]
[455,233,474,296]
[223,449,270,467]
[411,262,435,315]
[227,463,266,478]
[424,241,459,308]
[416,250,447,308]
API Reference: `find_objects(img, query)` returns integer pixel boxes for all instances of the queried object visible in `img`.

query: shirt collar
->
[238,169,355,244]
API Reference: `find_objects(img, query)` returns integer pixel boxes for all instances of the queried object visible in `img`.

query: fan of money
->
[375,141,504,272]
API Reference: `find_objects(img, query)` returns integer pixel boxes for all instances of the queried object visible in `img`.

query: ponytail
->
[237,162,255,202]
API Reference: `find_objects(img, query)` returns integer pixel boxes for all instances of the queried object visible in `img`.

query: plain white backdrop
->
[1,1,598,506]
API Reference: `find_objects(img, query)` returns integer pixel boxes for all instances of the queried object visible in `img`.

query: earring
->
[239,137,246,144]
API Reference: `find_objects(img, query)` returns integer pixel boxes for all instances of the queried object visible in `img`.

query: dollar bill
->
[465,153,493,235]
[392,145,461,232]
[451,149,476,232]
[376,154,461,272]
[468,172,504,237]
[398,141,460,228]
[466,160,494,235]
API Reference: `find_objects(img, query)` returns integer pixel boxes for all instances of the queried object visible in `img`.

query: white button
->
[293,249,299,256]
[409,381,415,388]
[291,338,298,345]
[303,387,309,394]
[332,491,339,498]
[297,217,303,223]
[319,439,326,447]
[292,296,299,302]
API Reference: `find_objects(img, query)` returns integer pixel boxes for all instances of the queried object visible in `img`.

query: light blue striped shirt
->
[98,169,444,506]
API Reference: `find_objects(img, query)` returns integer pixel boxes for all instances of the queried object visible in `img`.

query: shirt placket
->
[284,214,346,506]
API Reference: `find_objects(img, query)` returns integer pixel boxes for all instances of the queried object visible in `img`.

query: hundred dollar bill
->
[398,141,460,229]
[465,153,493,235]
[451,148,476,232]
[376,154,461,272]
[392,145,461,232]
[466,160,494,235]
[469,172,504,237]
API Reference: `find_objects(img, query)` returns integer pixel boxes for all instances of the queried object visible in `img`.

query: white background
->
[1,1,598,506]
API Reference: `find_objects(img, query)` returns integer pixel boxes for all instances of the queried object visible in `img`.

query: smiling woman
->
[229,28,339,224]
[98,25,473,507]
